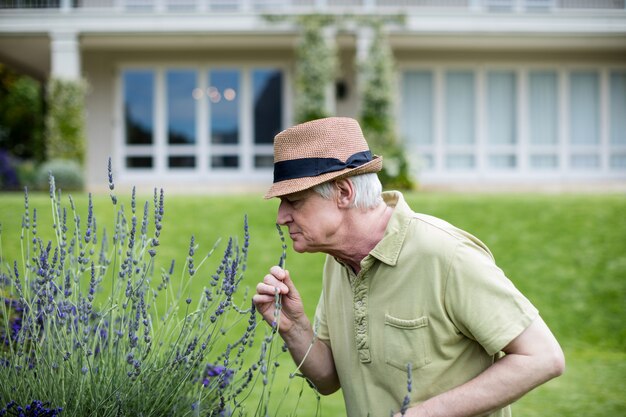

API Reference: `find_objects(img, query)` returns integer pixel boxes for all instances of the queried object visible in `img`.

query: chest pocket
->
[384,314,431,371]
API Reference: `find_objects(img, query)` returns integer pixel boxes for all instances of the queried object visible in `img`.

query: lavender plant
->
[0,160,301,416]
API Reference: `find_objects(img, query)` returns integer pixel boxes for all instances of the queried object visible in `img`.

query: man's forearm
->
[400,317,565,417]
[406,351,562,417]
[280,320,340,395]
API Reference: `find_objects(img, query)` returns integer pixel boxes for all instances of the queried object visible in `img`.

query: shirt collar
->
[368,191,412,267]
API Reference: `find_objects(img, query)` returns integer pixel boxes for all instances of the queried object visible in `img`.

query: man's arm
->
[253,266,340,395]
[397,316,565,417]
[279,312,340,395]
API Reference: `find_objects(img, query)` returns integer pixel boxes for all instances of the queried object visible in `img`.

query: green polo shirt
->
[314,191,538,417]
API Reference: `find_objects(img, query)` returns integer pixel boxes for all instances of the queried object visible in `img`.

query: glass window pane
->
[124,70,154,145]
[529,71,558,145]
[416,154,434,170]
[446,154,475,170]
[126,156,153,168]
[167,69,196,145]
[530,154,558,169]
[487,71,517,145]
[254,155,274,168]
[210,69,240,145]
[253,69,283,145]
[488,154,516,169]
[445,71,475,145]
[168,156,195,168]
[610,71,626,145]
[569,71,599,145]
[571,154,599,169]
[402,71,433,145]
[211,155,239,169]
[610,154,626,170]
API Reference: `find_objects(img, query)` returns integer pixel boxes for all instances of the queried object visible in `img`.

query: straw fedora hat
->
[265,117,382,199]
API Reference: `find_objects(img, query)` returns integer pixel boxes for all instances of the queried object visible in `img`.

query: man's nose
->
[276,200,291,225]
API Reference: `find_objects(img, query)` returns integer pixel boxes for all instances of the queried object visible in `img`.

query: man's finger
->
[257,282,288,296]
[269,265,288,280]
[281,269,300,298]
[252,293,275,305]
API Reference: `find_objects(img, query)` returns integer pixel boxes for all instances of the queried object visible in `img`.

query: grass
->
[0,189,624,416]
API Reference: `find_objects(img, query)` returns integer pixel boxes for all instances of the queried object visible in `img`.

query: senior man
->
[253,117,564,417]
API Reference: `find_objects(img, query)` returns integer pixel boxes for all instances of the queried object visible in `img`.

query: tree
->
[0,64,44,162]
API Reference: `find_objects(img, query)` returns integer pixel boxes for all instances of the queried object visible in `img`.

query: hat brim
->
[264,155,382,199]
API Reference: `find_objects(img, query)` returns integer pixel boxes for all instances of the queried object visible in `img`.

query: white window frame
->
[397,61,626,185]
[114,61,291,186]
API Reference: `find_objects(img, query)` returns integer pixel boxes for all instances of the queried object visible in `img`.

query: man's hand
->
[252,265,341,395]
[253,266,306,334]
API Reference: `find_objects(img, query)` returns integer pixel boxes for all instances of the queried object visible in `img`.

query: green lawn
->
[0,190,624,416]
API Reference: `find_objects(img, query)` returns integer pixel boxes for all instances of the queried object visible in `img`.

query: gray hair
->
[312,173,383,210]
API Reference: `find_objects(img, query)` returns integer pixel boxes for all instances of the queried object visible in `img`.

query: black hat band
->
[273,150,373,183]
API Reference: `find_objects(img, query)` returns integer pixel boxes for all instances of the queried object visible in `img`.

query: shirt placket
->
[350,257,375,364]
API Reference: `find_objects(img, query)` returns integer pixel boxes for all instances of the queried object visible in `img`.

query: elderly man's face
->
[276,189,341,254]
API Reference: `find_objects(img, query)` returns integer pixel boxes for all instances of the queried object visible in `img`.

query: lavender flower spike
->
[107,157,115,190]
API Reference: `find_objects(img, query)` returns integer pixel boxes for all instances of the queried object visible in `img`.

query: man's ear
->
[335,178,355,209]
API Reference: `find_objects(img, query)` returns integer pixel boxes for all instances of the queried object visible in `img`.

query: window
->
[487,71,516,145]
[399,65,626,181]
[167,69,196,146]
[446,154,475,170]
[209,69,240,169]
[529,71,558,145]
[569,71,599,145]
[166,69,197,169]
[121,66,284,176]
[571,154,600,169]
[489,154,516,170]
[126,156,153,169]
[610,155,626,170]
[123,69,154,169]
[530,154,558,170]
[445,71,475,145]
[253,69,283,168]
[402,71,433,146]
[610,70,626,171]
[528,71,559,170]
[610,71,626,145]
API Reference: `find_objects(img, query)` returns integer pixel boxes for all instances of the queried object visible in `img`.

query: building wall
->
[2,2,624,191]
[81,43,626,191]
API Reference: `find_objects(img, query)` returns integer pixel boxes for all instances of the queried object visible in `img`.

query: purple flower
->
[1,400,63,417]
[202,364,234,389]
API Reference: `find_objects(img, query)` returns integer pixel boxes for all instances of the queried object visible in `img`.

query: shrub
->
[293,15,337,123]
[15,159,38,190]
[45,78,87,164]
[0,149,19,190]
[358,21,416,190]
[35,159,84,191]
[0,65,45,163]
[0,160,306,416]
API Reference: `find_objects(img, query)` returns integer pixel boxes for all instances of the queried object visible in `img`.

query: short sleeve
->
[444,241,538,355]
[314,289,331,343]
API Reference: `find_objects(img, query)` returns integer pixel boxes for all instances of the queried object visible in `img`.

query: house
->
[1,0,625,192]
